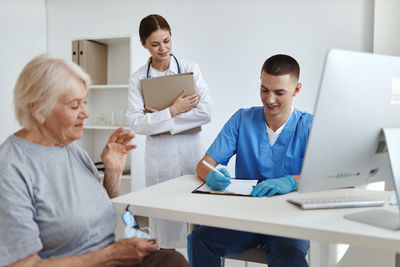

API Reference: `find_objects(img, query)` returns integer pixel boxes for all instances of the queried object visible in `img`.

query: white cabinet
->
[75,36,132,195]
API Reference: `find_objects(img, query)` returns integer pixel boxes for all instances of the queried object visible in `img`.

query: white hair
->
[13,53,91,130]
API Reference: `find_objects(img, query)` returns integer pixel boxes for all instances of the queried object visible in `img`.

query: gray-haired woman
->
[0,54,189,267]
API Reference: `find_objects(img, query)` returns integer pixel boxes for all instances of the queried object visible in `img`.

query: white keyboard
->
[287,196,385,210]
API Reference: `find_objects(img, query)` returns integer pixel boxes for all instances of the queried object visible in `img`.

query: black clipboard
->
[192,178,261,197]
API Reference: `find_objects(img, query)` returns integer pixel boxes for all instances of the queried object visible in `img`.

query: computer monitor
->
[298,49,400,229]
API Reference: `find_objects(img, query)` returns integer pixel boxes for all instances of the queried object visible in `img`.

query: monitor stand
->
[344,128,400,230]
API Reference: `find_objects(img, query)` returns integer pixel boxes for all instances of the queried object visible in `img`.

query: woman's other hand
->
[169,90,200,117]
[107,237,158,265]
[144,106,159,114]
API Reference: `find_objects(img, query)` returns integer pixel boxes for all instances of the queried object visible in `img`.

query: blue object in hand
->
[122,208,152,239]
[251,175,298,197]
[206,168,231,191]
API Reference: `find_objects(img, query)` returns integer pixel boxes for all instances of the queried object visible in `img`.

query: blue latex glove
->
[206,168,231,191]
[251,175,297,197]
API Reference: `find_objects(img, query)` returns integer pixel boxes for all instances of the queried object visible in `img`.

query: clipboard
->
[140,72,202,136]
[192,179,259,197]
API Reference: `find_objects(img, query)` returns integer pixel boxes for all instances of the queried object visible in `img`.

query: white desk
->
[112,175,400,266]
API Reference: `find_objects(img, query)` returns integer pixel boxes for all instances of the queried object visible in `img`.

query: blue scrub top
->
[206,107,313,180]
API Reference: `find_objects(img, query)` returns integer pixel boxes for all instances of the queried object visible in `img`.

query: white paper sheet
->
[194,179,258,196]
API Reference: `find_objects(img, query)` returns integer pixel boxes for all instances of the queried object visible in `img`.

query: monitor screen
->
[299,49,400,193]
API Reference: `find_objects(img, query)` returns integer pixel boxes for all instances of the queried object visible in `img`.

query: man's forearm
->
[196,154,218,181]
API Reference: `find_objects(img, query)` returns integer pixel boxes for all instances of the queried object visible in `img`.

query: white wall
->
[0,0,47,142]
[374,0,400,56]
[45,0,374,189]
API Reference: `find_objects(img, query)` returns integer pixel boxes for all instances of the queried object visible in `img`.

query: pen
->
[202,160,225,176]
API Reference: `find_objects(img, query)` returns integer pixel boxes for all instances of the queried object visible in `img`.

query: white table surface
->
[112,175,400,253]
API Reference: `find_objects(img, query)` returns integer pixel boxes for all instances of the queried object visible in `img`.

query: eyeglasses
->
[122,205,152,239]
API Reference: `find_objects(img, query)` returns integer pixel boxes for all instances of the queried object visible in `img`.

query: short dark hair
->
[139,14,171,43]
[262,54,300,81]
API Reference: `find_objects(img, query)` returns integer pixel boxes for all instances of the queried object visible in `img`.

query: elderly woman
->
[0,54,189,267]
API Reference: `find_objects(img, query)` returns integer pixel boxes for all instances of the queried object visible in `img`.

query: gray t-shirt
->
[0,135,116,266]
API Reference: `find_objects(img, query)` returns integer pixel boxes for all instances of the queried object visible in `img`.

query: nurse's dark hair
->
[262,54,300,81]
[139,14,171,43]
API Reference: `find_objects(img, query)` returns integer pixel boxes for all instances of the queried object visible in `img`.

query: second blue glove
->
[251,175,297,197]
[206,168,231,191]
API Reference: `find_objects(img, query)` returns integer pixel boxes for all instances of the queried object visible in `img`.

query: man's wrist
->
[285,175,298,190]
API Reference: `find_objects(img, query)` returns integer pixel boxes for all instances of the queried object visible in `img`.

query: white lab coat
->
[126,57,212,248]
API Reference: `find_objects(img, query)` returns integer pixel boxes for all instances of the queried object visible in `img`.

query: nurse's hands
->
[145,106,159,114]
[206,168,231,191]
[251,175,297,197]
[169,90,200,117]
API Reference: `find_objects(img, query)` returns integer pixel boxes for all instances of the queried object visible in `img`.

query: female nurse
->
[126,14,212,249]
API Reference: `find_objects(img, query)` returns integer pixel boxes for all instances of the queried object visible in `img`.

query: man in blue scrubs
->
[188,54,312,267]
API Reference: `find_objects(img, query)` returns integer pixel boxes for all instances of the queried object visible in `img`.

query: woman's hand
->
[107,237,158,265]
[101,128,136,198]
[144,106,159,114]
[101,127,136,174]
[169,90,200,117]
